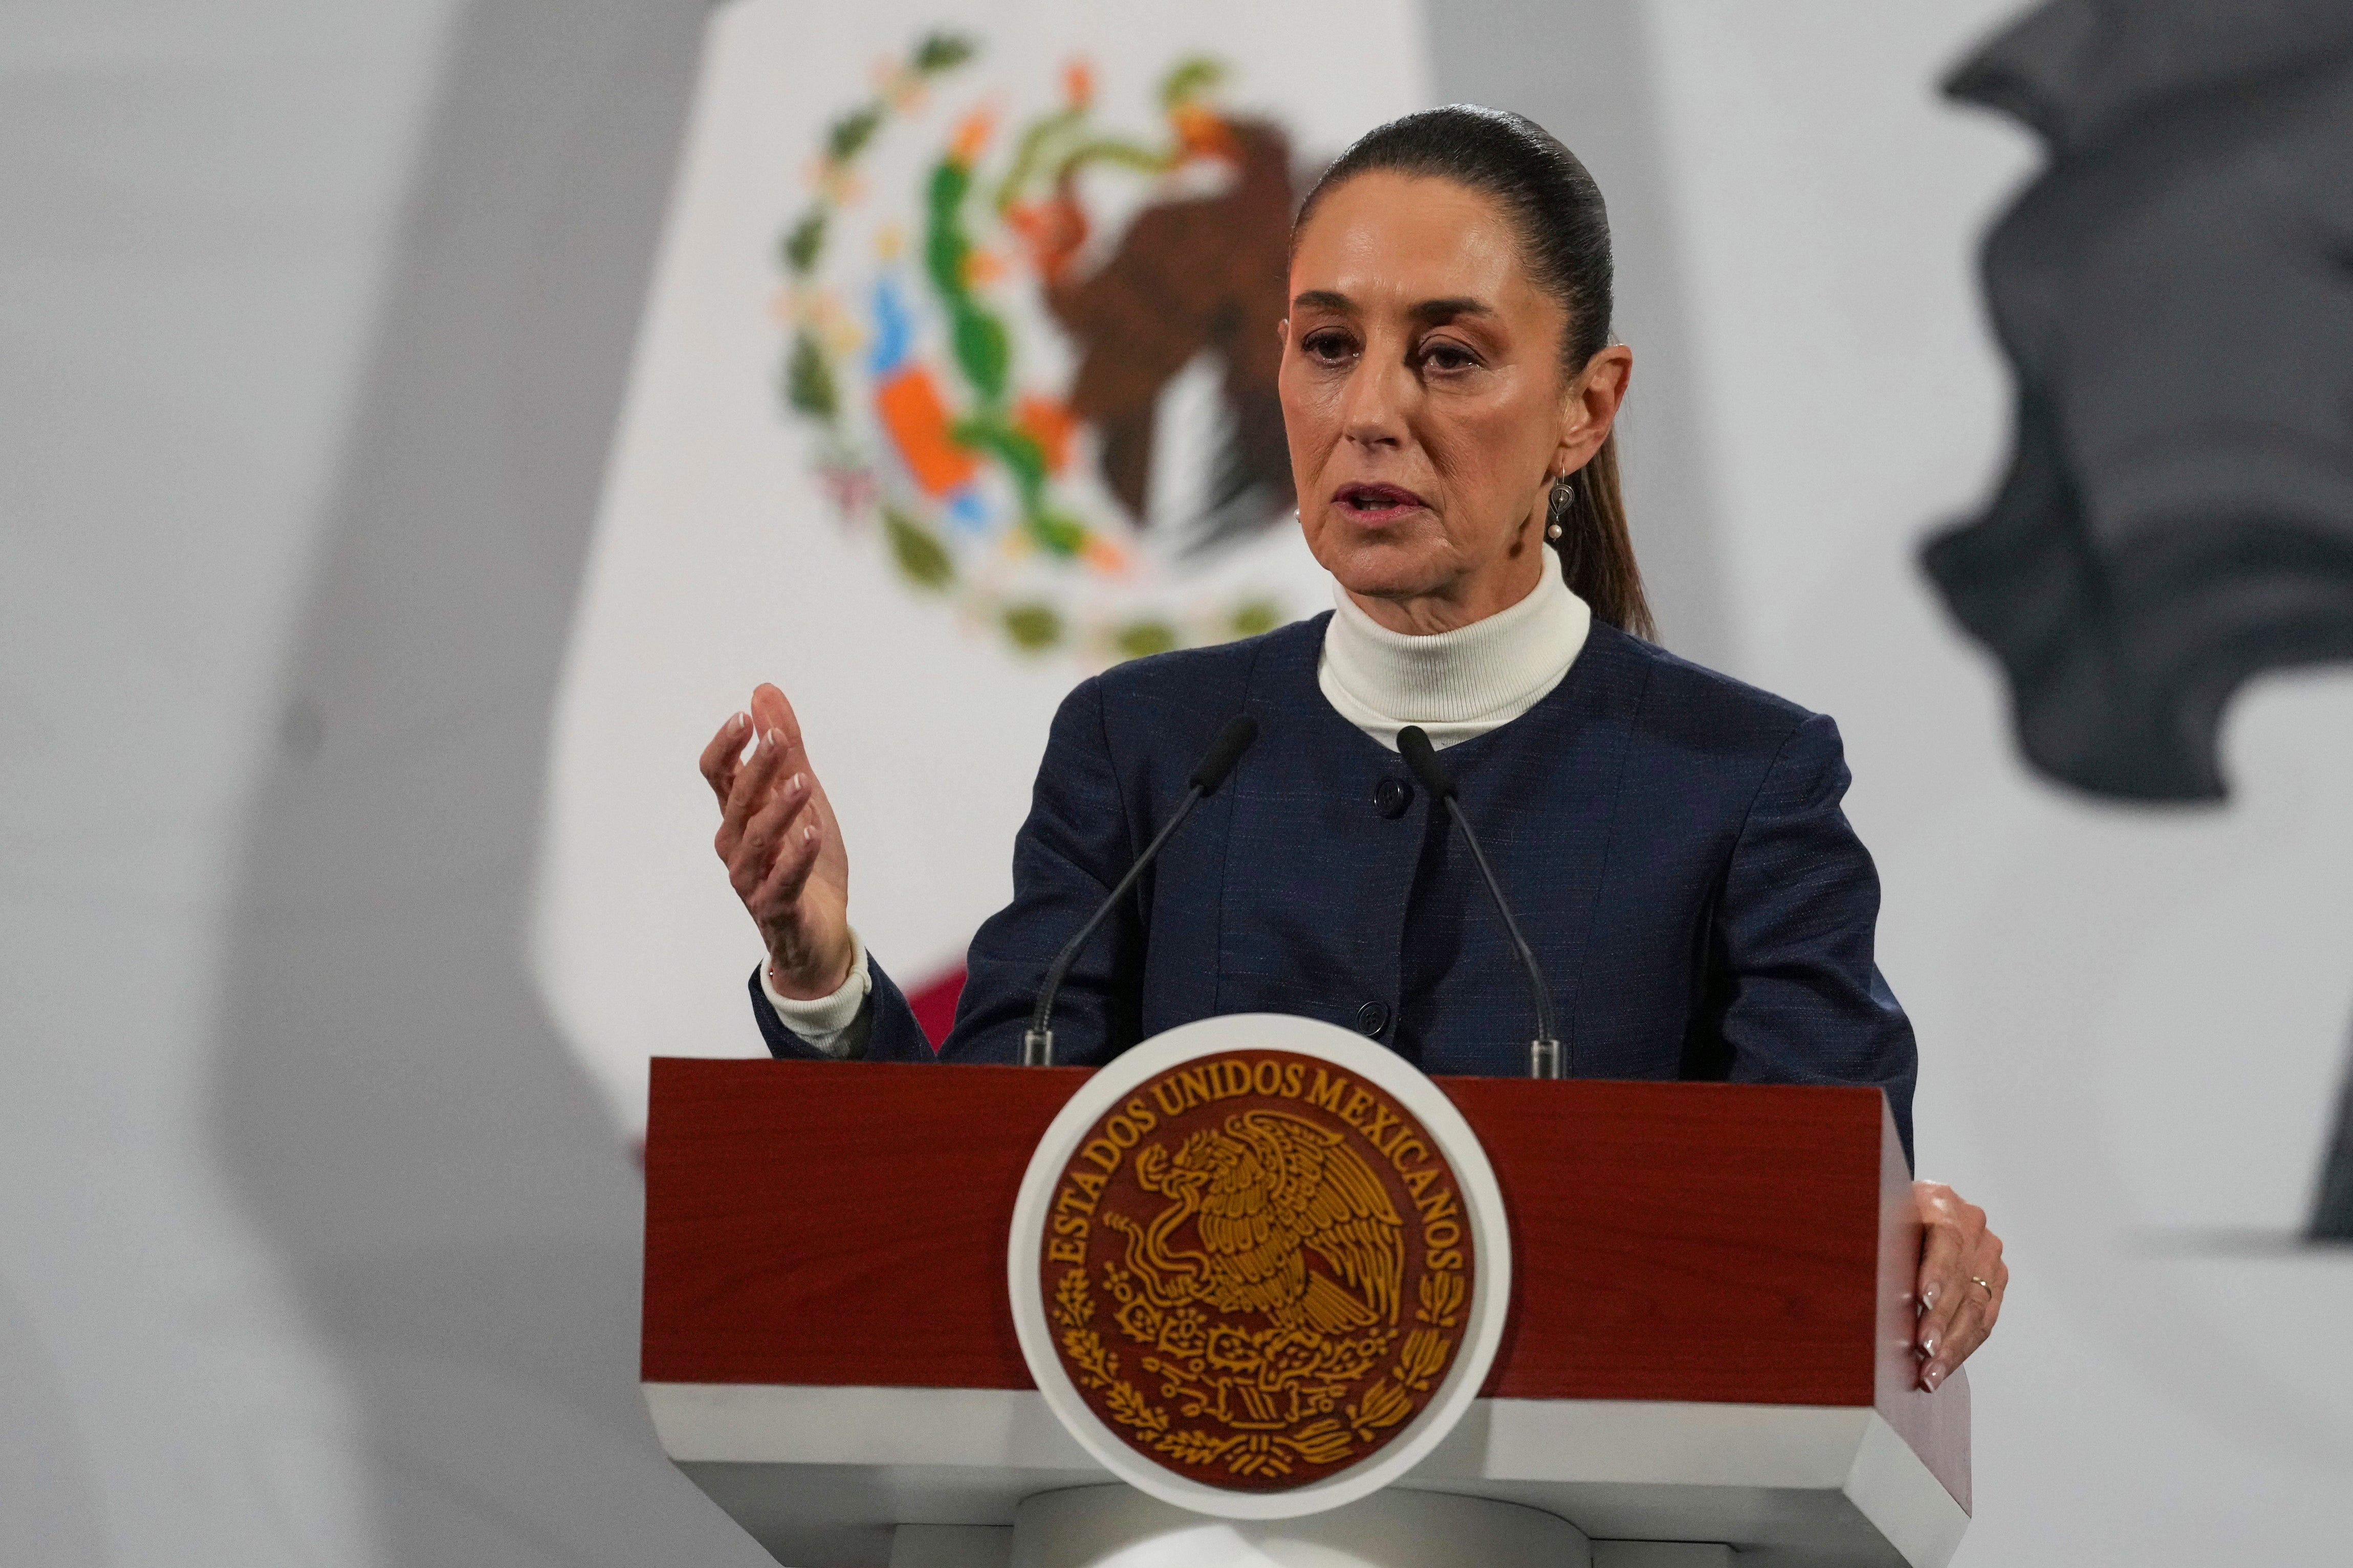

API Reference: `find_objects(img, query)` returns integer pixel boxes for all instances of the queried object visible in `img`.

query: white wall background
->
[5,2,2348,1565]
[2,2,771,1564]
[2,5,454,1561]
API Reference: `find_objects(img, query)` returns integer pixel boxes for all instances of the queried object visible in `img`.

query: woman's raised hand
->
[700,683,855,998]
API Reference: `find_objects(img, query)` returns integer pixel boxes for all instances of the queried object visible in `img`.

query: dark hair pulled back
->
[1293,105,1653,639]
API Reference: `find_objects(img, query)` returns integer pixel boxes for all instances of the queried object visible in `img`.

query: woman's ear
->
[1556,344,1634,472]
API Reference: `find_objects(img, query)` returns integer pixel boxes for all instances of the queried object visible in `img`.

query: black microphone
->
[1022,713,1260,1066]
[1397,724,1566,1080]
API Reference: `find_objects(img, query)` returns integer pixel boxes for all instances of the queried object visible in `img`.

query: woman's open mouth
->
[1332,483,1430,523]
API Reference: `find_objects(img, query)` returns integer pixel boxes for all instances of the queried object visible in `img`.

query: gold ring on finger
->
[1969,1275,1994,1297]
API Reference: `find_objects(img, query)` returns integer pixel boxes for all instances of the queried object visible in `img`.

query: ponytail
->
[1551,429,1652,639]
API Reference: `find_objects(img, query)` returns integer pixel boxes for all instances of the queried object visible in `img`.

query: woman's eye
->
[1302,330,1356,362]
[1421,341,1478,372]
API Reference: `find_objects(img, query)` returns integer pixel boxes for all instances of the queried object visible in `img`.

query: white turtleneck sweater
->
[767,550,1593,1055]
[1316,545,1592,754]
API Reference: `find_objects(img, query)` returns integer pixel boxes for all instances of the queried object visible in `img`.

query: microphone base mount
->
[1529,1037,1563,1080]
[1020,1028,1055,1068]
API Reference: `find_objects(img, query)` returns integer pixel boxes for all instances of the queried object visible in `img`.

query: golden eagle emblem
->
[1041,1051,1475,1489]
[1112,1111,1404,1340]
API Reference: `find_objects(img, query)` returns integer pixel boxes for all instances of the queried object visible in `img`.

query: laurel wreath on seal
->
[1052,1263,1466,1480]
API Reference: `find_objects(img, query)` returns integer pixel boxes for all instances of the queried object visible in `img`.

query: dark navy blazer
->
[751,615,1920,1165]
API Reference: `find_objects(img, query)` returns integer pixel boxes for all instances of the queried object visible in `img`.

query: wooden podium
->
[641,1059,1969,1568]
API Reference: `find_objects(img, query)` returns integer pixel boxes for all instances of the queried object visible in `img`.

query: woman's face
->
[1280,171,1628,631]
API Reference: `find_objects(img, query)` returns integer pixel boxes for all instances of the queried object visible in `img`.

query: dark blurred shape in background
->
[1922,0,2353,1237]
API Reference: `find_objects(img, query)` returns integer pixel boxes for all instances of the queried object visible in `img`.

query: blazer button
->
[1355,1000,1391,1036]
[1372,777,1413,819]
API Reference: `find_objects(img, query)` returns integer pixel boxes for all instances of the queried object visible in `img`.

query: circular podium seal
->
[1008,1014,1511,1518]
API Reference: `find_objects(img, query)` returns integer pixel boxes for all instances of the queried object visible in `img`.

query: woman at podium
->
[697,106,2005,1388]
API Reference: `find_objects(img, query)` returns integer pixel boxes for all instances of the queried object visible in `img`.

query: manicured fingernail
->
[802,824,818,842]
[1923,1364,1944,1390]
[1921,1284,1940,1311]
[729,711,749,733]
[1921,1333,1938,1357]
[760,728,781,754]
[789,772,805,793]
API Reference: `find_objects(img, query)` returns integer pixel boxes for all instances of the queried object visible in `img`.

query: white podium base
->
[654,1382,1966,1568]
[1010,1486,1587,1568]
[886,1500,1742,1568]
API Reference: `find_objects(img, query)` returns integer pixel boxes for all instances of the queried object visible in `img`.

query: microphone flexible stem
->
[1023,782,1206,1065]
[1396,724,1564,1080]
[1442,794,1563,1073]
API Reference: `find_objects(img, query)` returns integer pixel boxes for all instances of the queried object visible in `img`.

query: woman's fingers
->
[1911,1180,2003,1390]
[1914,1221,1967,1367]
[730,770,814,899]
[1921,1240,2003,1388]
[700,711,753,807]
[748,808,824,924]
[750,681,798,744]
[1920,1291,1989,1392]
[703,683,807,825]
[1979,1248,2009,1331]
[716,723,798,860]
